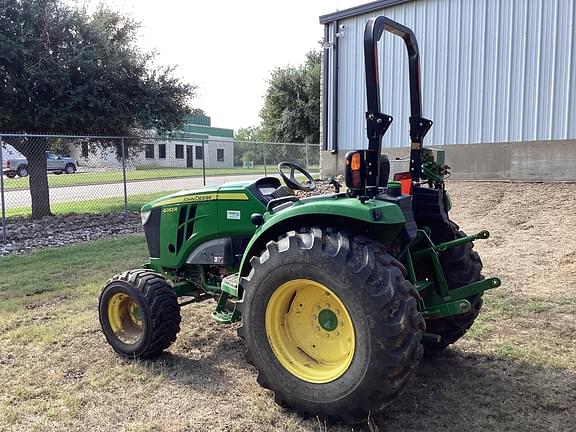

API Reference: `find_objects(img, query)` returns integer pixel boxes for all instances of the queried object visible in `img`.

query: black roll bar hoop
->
[364,16,433,182]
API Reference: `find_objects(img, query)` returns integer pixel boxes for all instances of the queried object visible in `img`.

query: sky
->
[102,0,364,131]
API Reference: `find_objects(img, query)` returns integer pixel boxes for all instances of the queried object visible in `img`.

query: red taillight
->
[393,171,413,195]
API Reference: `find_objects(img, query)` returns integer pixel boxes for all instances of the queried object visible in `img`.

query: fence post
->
[202,140,206,186]
[305,144,309,167]
[262,142,267,177]
[120,137,128,222]
[0,135,7,242]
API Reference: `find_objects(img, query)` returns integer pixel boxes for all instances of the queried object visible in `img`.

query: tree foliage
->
[259,50,321,145]
[0,0,196,218]
[234,126,266,165]
[236,50,321,168]
[235,126,265,143]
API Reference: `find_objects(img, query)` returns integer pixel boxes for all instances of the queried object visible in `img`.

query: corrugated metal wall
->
[326,0,576,150]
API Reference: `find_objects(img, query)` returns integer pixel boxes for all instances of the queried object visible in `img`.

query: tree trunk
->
[27,141,52,219]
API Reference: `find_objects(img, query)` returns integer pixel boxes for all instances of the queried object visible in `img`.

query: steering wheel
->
[277,162,316,192]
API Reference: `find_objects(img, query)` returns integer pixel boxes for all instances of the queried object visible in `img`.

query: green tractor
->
[99,16,500,423]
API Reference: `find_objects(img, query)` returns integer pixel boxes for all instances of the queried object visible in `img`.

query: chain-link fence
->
[0,133,320,241]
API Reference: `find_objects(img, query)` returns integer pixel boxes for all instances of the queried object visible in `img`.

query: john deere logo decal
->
[183,194,216,202]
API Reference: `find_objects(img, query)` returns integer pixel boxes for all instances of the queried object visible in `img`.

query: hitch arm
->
[413,230,490,259]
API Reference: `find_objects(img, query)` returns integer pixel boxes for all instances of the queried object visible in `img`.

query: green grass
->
[2,166,288,191]
[476,290,576,319]
[491,340,575,370]
[4,190,180,218]
[0,235,147,308]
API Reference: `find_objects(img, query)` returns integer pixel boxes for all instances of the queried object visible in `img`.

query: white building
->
[70,115,235,170]
[320,0,576,180]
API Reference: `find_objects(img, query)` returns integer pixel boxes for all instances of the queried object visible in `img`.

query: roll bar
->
[364,16,433,182]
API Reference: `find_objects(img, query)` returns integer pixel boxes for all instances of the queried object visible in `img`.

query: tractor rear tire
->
[424,222,484,352]
[238,228,424,424]
[99,269,181,359]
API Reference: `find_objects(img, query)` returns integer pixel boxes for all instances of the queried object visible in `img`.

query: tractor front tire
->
[238,228,424,423]
[99,269,181,359]
[424,222,484,352]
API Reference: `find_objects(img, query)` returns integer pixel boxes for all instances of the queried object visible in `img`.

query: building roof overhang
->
[319,0,413,24]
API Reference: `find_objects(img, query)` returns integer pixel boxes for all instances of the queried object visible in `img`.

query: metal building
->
[320,0,576,180]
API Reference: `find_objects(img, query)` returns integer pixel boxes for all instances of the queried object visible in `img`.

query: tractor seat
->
[269,185,294,199]
[250,177,295,205]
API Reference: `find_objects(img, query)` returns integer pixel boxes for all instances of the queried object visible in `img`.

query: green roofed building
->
[143,114,235,169]
[71,114,236,169]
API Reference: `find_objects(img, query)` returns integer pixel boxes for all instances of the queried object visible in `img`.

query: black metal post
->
[331,20,339,154]
[0,136,7,242]
[322,24,330,151]
[120,138,128,222]
[202,140,206,186]
[262,142,267,176]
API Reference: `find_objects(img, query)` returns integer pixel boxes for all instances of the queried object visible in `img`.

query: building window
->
[175,144,184,159]
[195,145,203,160]
[145,144,155,159]
[158,144,166,159]
[217,148,224,162]
[81,142,88,158]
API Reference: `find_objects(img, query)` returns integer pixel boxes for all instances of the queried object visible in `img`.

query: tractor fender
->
[238,196,406,282]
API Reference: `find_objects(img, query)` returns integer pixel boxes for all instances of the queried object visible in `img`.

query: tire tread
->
[100,269,181,359]
[238,227,424,424]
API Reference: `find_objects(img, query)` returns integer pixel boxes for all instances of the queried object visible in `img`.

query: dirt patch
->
[446,181,576,298]
[24,294,72,309]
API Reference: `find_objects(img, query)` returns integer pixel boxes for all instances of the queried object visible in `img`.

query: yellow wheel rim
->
[265,279,355,383]
[107,293,143,344]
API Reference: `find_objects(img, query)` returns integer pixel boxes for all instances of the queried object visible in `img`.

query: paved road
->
[3,174,269,208]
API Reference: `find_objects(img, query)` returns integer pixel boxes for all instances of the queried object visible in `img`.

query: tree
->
[259,50,321,145]
[234,126,266,166]
[0,0,195,218]
[235,126,265,142]
[256,50,320,167]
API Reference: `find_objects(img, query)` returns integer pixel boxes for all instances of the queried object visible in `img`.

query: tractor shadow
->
[371,349,576,432]
[140,333,251,393]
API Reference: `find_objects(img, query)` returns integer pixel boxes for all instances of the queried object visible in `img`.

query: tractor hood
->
[141,181,253,211]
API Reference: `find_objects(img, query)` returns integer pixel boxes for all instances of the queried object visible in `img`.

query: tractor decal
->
[151,192,249,208]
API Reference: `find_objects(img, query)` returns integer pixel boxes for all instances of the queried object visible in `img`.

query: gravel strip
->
[295,176,343,198]
[0,212,142,256]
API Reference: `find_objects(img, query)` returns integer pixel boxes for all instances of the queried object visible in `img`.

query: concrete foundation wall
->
[320,140,576,181]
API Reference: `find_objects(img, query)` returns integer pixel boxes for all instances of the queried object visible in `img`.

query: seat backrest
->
[378,155,390,187]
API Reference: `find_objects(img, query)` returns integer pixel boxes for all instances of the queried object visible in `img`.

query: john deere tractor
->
[99,16,500,423]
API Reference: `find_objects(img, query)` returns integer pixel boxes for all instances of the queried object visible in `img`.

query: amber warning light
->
[345,151,366,191]
[351,152,361,170]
